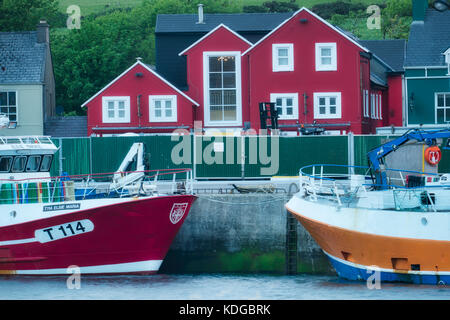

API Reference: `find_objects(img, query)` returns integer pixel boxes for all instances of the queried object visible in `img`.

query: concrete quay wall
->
[160,194,334,275]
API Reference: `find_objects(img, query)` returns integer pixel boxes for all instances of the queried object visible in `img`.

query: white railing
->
[0,168,193,204]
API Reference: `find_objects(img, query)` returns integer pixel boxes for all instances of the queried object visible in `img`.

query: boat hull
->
[286,194,450,285]
[0,194,196,275]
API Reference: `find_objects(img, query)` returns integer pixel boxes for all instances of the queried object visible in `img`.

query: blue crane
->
[367,128,450,189]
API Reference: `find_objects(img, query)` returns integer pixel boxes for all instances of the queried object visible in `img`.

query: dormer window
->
[444,48,450,75]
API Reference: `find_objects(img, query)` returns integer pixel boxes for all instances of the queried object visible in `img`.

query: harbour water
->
[1,273,449,300]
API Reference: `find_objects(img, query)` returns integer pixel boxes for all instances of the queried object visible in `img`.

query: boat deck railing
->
[0,136,54,146]
[0,168,193,205]
[299,164,449,211]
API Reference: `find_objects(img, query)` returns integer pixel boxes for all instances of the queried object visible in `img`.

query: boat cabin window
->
[40,155,53,172]
[11,156,26,172]
[26,155,41,172]
[0,156,13,172]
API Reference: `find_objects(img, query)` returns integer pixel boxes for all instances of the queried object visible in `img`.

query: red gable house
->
[82,60,199,136]
[179,24,252,130]
[243,8,373,134]
[84,7,405,136]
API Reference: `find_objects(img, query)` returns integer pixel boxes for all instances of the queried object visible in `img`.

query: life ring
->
[424,146,441,165]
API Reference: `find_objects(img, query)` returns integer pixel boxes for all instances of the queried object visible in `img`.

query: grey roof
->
[359,39,406,72]
[156,12,294,33]
[44,116,88,137]
[0,31,47,84]
[405,9,450,67]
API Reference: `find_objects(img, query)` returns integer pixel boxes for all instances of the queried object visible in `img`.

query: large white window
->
[315,43,337,71]
[203,52,242,126]
[149,95,177,122]
[270,93,298,120]
[272,44,294,72]
[314,92,342,119]
[436,93,450,123]
[0,91,17,123]
[102,96,130,123]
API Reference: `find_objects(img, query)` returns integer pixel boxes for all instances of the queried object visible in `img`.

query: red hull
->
[0,194,196,275]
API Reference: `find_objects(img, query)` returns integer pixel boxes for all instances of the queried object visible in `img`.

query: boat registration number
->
[34,219,94,243]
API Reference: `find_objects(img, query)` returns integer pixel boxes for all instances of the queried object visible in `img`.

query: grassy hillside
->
[58,0,386,16]
[58,0,143,16]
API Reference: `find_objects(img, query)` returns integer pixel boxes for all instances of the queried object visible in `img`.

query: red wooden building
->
[84,7,405,136]
[82,60,199,136]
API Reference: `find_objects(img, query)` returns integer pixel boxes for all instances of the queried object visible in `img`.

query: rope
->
[196,194,288,205]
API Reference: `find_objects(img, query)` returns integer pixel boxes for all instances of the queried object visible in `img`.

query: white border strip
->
[0,237,36,246]
[179,23,252,56]
[81,61,199,107]
[14,259,163,275]
[242,7,369,56]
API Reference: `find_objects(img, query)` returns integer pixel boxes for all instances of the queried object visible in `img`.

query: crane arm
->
[367,128,450,189]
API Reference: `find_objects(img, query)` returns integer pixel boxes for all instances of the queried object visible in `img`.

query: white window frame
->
[0,90,18,124]
[272,44,294,72]
[203,51,242,127]
[315,43,337,71]
[444,49,450,75]
[435,92,450,124]
[149,95,177,122]
[313,92,342,119]
[270,93,299,120]
[378,93,382,120]
[102,96,130,123]
[363,90,369,118]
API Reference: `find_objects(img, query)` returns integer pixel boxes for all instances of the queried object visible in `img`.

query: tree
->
[381,0,413,39]
[243,1,299,13]
[51,0,242,115]
[0,0,64,31]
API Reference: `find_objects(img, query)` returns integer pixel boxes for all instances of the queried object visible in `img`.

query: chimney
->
[36,20,49,44]
[196,4,205,24]
[412,0,428,22]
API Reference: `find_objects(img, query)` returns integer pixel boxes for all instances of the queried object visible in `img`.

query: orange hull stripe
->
[288,208,450,272]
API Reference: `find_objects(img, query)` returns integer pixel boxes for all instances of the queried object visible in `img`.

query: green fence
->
[50,134,450,179]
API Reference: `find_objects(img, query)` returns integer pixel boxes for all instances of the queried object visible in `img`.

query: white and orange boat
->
[0,135,195,275]
[286,129,450,285]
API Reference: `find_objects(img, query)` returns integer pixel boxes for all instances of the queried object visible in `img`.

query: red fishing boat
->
[0,135,195,275]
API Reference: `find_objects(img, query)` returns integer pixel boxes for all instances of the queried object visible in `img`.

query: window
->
[0,156,12,172]
[102,96,130,123]
[26,156,41,172]
[369,93,383,120]
[378,94,382,120]
[0,91,17,123]
[203,52,242,126]
[363,90,369,118]
[314,92,342,119]
[315,43,337,71]
[149,95,177,122]
[40,155,53,172]
[270,93,298,120]
[436,93,450,124]
[12,156,26,173]
[444,49,450,75]
[272,44,294,72]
